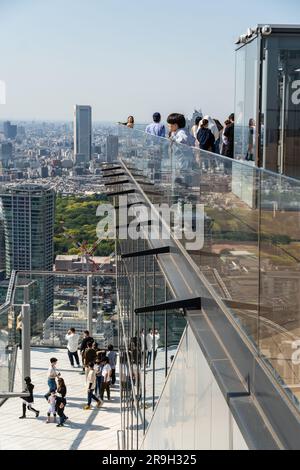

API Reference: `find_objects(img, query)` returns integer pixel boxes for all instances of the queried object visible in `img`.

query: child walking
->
[46,390,57,423]
[19,376,40,419]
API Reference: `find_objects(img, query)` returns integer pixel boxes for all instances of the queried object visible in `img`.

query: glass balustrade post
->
[21,303,31,384]
[87,275,93,333]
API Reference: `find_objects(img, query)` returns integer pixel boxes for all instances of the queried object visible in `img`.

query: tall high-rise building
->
[3,121,17,140]
[0,184,55,324]
[0,219,5,273]
[0,142,13,170]
[73,105,92,164]
[106,135,119,163]
[17,126,26,138]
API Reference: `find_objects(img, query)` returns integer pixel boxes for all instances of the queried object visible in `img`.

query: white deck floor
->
[0,348,121,450]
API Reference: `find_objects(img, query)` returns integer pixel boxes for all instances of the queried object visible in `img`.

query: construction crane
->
[60,222,113,272]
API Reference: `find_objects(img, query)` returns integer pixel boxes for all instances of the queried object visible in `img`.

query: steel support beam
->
[135,297,202,314]
[121,246,171,259]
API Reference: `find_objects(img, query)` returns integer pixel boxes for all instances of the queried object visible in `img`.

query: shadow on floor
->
[68,409,110,450]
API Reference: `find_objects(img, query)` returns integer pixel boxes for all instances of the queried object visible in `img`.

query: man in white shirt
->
[146,329,154,367]
[65,328,80,367]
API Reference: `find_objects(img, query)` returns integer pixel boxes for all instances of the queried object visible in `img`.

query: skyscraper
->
[3,121,17,140]
[0,220,5,273]
[0,142,13,169]
[74,105,92,164]
[0,184,55,324]
[106,135,119,163]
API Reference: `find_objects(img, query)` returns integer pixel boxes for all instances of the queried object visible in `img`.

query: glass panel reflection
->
[117,124,300,419]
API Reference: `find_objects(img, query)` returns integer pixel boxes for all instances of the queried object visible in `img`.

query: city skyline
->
[0,0,300,123]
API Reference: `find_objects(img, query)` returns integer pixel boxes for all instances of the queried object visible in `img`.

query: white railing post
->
[87,275,93,334]
[21,303,31,383]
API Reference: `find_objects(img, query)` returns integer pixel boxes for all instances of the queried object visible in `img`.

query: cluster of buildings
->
[0,178,116,346]
[0,106,118,347]
[0,106,119,183]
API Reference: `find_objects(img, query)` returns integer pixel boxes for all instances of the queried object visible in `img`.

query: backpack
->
[197,128,215,151]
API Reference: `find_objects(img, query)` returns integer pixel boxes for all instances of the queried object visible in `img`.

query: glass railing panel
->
[0,306,12,394]
[117,225,187,446]
[152,259,166,409]
[91,274,117,350]
[0,283,20,398]
[13,271,116,351]
[117,125,300,416]
[259,171,300,410]
[118,125,172,206]
[14,272,87,348]
[189,150,260,346]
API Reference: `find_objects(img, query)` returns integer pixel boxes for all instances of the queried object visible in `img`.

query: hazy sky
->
[0,0,299,122]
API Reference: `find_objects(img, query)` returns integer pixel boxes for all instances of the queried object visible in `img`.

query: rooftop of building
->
[0,347,120,450]
[55,255,112,264]
[0,183,54,194]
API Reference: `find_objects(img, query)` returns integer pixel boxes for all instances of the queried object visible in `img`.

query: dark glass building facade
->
[234,25,300,179]
[0,184,55,329]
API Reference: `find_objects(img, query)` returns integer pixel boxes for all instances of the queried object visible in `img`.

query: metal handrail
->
[0,392,29,399]
[0,270,17,316]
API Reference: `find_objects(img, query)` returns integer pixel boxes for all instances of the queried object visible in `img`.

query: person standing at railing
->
[19,376,40,419]
[190,116,202,146]
[167,113,195,146]
[119,116,135,128]
[221,119,231,155]
[213,118,224,154]
[65,328,80,368]
[145,112,166,137]
[203,115,219,152]
[223,113,235,158]
[191,115,202,139]
[126,116,134,128]
[196,119,215,151]
[167,113,195,180]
